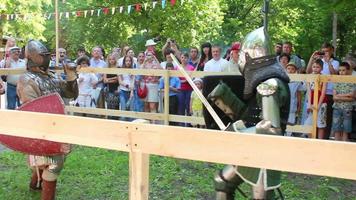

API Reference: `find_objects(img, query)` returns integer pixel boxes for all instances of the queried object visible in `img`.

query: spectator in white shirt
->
[203,45,229,72]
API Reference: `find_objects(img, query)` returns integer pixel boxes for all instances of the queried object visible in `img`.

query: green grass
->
[0,146,355,200]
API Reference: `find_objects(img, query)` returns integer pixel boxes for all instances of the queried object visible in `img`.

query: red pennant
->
[76,11,81,17]
[135,4,142,12]
[170,0,176,6]
[103,7,109,15]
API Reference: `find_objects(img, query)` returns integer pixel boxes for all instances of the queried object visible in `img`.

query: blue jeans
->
[133,88,144,112]
[6,84,20,110]
[119,90,131,121]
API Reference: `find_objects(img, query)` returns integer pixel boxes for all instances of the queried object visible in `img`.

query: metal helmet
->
[238,27,273,73]
[25,40,51,70]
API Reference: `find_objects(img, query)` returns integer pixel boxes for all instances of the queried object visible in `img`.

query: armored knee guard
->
[214,165,244,200]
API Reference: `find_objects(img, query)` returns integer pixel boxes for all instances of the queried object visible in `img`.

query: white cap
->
[145,39,157,47]
[193,78,203,84]
[9,46,20,52]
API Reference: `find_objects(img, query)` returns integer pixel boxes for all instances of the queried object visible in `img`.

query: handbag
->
[137,82,148,99]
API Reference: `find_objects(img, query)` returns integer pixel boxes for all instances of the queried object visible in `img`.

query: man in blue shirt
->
[159,63,181,125]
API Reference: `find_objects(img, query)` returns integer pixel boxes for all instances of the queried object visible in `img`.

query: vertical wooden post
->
[163,70,170,125]
[55,0,59,68]
[311,75,320,139]
[129,119,150,200]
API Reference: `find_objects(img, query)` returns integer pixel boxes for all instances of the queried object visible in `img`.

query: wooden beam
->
[1,110,356,181]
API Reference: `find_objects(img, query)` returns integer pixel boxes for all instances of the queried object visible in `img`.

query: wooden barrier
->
[1,68,355,138]
[0,110,356,199]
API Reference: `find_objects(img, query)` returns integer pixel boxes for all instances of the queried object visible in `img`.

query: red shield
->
[0,93,70,156]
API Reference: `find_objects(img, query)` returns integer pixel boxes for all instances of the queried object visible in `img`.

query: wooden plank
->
[163,71,170,125]
[0,68,26,75]
[286,125,312,134]
[320,75,356,83]
[130,124,356,181]
[1,110,356,180]
[312,75,320,139]
[0,110,130,151]
[129,119,149,200]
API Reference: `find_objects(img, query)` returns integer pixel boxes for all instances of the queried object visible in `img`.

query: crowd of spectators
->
[0,37,355,141]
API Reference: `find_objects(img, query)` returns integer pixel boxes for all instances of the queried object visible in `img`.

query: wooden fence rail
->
[0,110,356,200]
[0,68,355,138]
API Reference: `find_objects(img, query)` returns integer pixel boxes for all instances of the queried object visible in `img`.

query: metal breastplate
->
[26,72,62,96]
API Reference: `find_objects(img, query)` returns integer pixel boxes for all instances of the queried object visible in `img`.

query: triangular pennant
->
[103,7,109,15]
[128,5,132,14]
[162,0,166,9]
[65,12,69,18]
[76,11,81,17]
[59,12,63,19]
[44,13,47,19]
[144,3,148,10]
[135,4,141,12]
[97,9,101,16]
[47,13,52,20]
[171,0,176,6]
[72,12,76,17]
[153,1,157,8]
[181,0,184,5]
[84,10,88,17]
[119,6,123,13]
[111,7,116,15]
[90,10,94,16]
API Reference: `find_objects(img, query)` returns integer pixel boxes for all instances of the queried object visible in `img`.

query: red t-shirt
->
[179,64,195,91]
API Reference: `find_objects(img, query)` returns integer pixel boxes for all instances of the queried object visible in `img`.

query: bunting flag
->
[0,0,190,21]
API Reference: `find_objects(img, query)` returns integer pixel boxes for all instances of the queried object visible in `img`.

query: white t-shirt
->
[0,58,26,85]
[203,58,229,72]
[78,73,98,95]
[119,74,133,91]
[321,58,339,95]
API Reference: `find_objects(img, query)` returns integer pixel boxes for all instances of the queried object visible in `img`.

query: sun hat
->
[145,39,157,47]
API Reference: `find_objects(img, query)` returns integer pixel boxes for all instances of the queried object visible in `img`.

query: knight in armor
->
[16,40,78,199]
[207,27,290,199]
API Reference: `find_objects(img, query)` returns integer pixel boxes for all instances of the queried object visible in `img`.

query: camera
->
[317,51,325,55]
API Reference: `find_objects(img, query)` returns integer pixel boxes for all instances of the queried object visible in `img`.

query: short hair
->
[321,42,333,49]
[275,42,282,46]
[211,45,221,51]
[314,59,323,69]
[166,62,174,69]
[182,52,189,58]
[283,41,292,47]
[76,55,90,66]
[340,62,350,70]
[190,47,199,52]
[279,53,290,62]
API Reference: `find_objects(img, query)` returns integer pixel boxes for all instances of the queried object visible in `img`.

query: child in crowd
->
[190,78,204,128]
[118,56,135,121]
[159,62,181,125]
[279,53,290,69]
[285,62,305,136]
[332,62,356,141]
[75,56,98,107]
[305,59,328,139]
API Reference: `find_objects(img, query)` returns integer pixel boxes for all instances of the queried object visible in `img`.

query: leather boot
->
[41,180,57,200]
[29,170,43,191]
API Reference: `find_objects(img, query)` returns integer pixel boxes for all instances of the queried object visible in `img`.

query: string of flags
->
[0,0,190,21]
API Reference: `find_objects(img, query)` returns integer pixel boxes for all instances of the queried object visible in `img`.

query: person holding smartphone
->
[306,42,340,140]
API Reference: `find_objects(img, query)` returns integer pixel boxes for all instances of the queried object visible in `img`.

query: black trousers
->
[167,95,178,126]
[325,95,334,139]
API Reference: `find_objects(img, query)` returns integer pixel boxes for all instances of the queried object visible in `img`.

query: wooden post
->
[163,70,170,125]
[55,0,59,68]
[311,75,320,139]
[129,119,150,200]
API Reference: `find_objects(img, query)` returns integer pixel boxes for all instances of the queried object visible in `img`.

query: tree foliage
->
[1,0,355,59]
